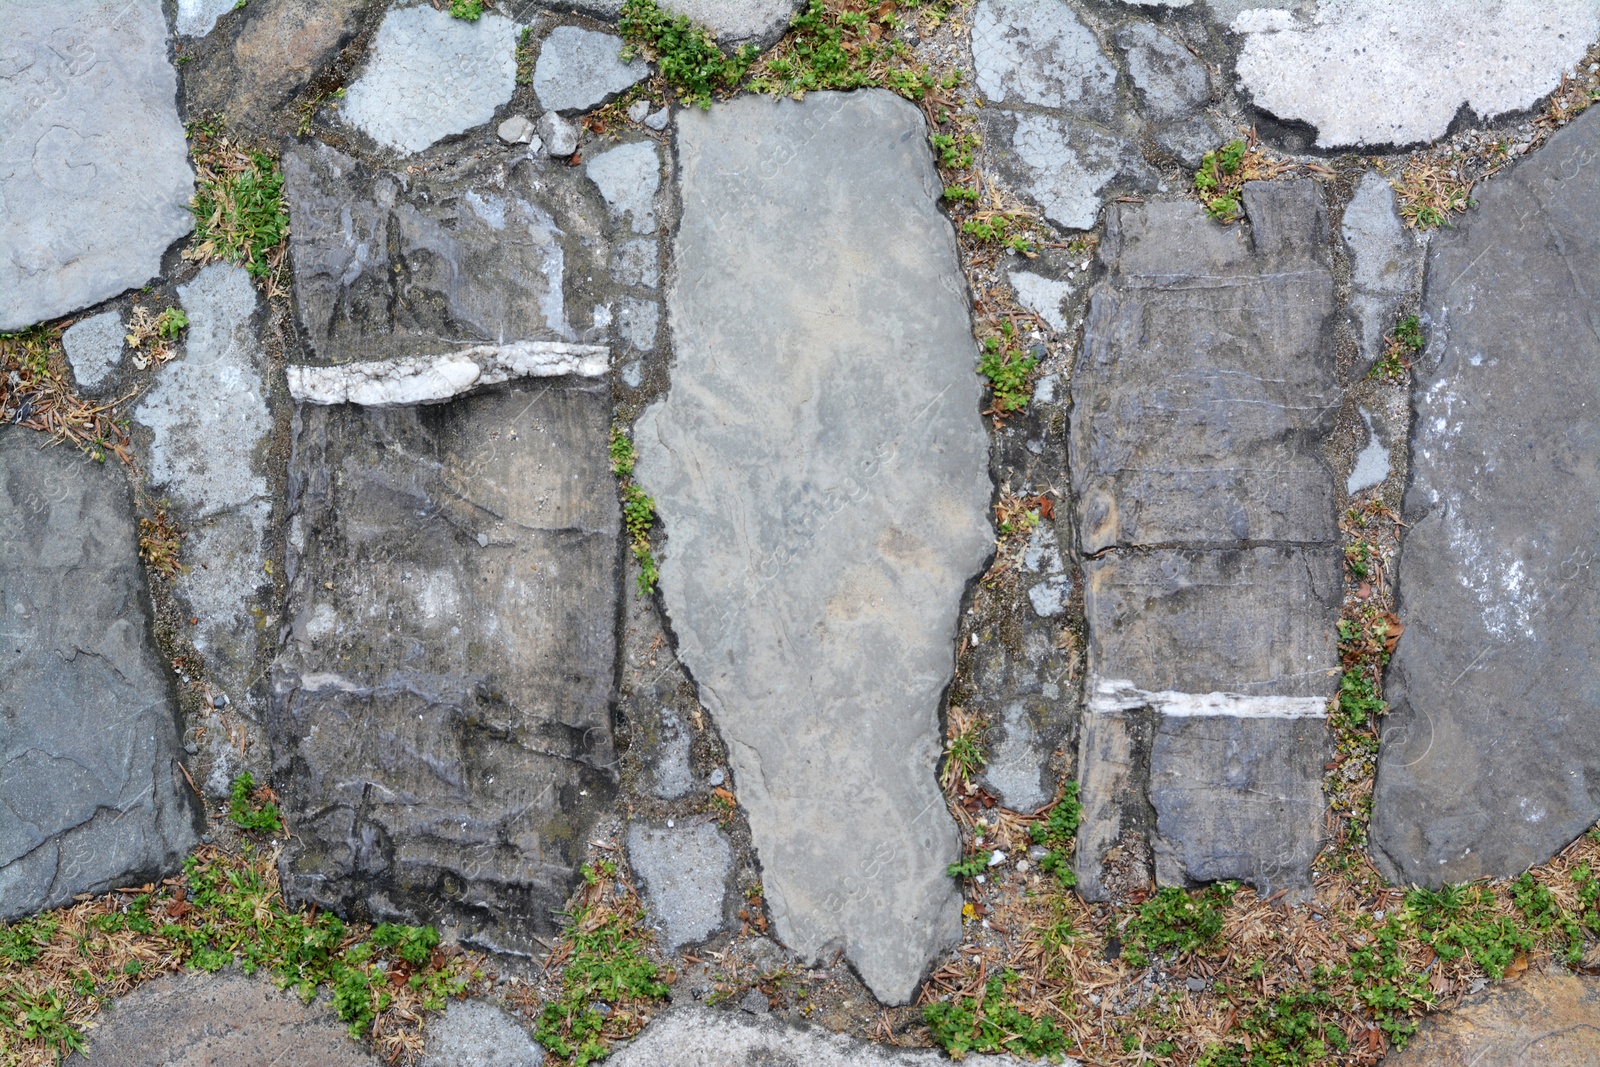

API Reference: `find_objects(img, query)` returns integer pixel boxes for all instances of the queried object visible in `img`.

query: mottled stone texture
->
[1384,966,1600,1067]
[269,380,619,955]
[0,0,193,331]
[1,427,200,919]
[635,91,990,1005]
[1071,184,1341,900]
[1372,106,1600,887]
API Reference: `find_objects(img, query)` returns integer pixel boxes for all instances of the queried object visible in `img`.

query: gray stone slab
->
[1341,172,1424,372]
[282,141,614,365]
[628,820,732,950]
[1149,712,1327,895]
[340,5,518,154]
[1233,1,1600,148]
[268,380,620,954]
[1371,106,1600,887]
[634,91,990,1005]
[1008,269,1072,333]
[175,0,236,37]
[586,141,661,236]
[67,973,376,1066]
[1,426,200,919]
[1071,186,1340,554]
[0,0,194,331]
[1346,407,1391,496]
[182,0,367,134]
[532,26,646,114]
[1116,22,1208,120]
[62,311,125,389]
[420,1000,544,1067]
[972,0,1116,115]
[988,110,1152,232]
[610,1007,1045,1066]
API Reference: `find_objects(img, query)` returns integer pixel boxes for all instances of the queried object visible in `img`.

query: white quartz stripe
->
[1090,677,1329,719]
[287,342,609,406]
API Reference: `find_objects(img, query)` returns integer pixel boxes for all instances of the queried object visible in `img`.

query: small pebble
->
[497,114,536,146]
[739,989,770,1015]
[476,532,489,548]
[987,850,1006,867]
[708,768,726,787]
[1028,845,1049,861]
[628,99,651,123]
[644,107,670,131]
[1015,859,1030,874]
[1186,977,1208,992]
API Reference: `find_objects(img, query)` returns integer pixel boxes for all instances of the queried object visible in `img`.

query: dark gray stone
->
[532,26,646,114]
[0,0,193,331]
[268,380,619,954]
[633,91,990,1005]
[1116,22,1208,119]
[1070,185,1341,900]
[972,0,1116,115]
[985,109,1153,232]
[282,141,616,366]
[1371,107,1600,887]
[627,819,732,950]
[1,426,200,919]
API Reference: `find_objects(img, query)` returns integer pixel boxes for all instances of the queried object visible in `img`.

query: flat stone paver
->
[627,819,733,950]
[1071,183,1341,900]
[1342,172,1424,372]
[1371,105,1600,887]
[1233,0,1600,148]
[0,0,194,331]
[1,426,200,919]
[634,90,991,1005]
[68,973,376,1066]
[419,1000,544,1067]
[1385,966,1600,1067]
[269,380,620,955]
[339,4,517,154]
[532,25,646,114]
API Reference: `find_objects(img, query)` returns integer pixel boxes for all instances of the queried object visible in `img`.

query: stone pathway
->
[5,0,1600,1063]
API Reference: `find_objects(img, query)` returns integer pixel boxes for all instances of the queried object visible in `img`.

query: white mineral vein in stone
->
[287,342,609,405]
[1090,678,1329,718]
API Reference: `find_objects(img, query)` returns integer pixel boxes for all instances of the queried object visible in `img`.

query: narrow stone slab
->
[1233,1,1600,148]
[68,973,377,1066]
[269,380,619,954]
[1371,106,1600,887]
[340,5,518,154]
[1070,185,1340,900]
[532,26,646,114]
[286,342,608,405]
[0,0,194,331]
[1341,173,1423,372]
[634,91,991,1005]
[1,427,200,919]
[1384,966,1600,1067]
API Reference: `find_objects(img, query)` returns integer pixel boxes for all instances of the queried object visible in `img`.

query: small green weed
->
[188,129,288,281]
[923,972,1070,1060]
[516,26,536,85]
[228,771,284,833]
[1347,917,1431,1046]
[931,132,979,170]
[747,1,935,101]
[1371,314,1424,380]
[1335,669,1384,730]
[1029,782,1082,889]
[1194,140,1248,223]
[610,427,660,595]
[1122,884,1236,966]
[942,711,987,789]
[448,0,483,19]
[947,852,990,880]
[1198,986,1348,1066]
[1406,883,1534,979]
[961,211,1034,254]
[620,0,758,108]
[977,324,1039,417]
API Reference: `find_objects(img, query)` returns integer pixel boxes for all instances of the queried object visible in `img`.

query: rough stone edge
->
[286,343,610,405]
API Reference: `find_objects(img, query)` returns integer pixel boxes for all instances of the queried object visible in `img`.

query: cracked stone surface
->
[339,4,518,155]
[635,90,990,1005]
[627,819,733,950]
[532,26,647,114]
[1371,105,1600,887]
[1115,21,1220,165]
[1233,0,1600,148]
[419,1000,545,1067]
[0,0,194,331]
[268,379,619,955]
[1341,172,1425,372]
[1,426,200,920]
[973,0,1117,113]
[1071,184,1341,900]
[62,310,124,389]
[586,141,662,236]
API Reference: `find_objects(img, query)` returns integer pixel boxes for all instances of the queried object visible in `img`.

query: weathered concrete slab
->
[634,91,990,1004]
[610,1007,1042,1067]
[1372,106,1600,887]
[1114,21,1218,165]
[1341,173,1424,373]
[0,0,194,331]
[973,0,1117,114]
[268,380,619,954]
[1384,966,1600,1067]
[420,1000,545,1067]
[1070,185,1341,900]
[1233,1,1600,148]
[340,5,518,154]
[1,427,200,919]
[628,819,732,950]
[532,26,646,114]
[282,142,616,365]
[68,972,377,1066]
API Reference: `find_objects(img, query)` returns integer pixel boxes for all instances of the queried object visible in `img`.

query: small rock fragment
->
[644,108,671,131]
[498,115,537,145]
[62,311,125,389]
[628,100,651,123]
[708,768,726,787]
[738,989,771,1015]
[538,111,581,157]
[532,26,647,114]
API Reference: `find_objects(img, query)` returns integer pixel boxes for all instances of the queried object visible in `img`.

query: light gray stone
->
[634,91,990,1005]
[981,702,1051,813]
[1116,22,1208,119]
[627,820,732,950]
[340,5,518,154]
[420,1000,544,1067]
[1008,269,1072,333]
[134,265,271,738]
[972,0,1117,114]
[1070,185,1342,900]
[1020,521,1072,619]
[532,26,646,114]
[67,973,376,1067]
[1,426,200,919]
[269,380,620,955]
[628,100,651,123]
[1233,0,1600,148]
[649,706,695,800]
[0,0,194,332]
[498,115,537,145]
[609,1007,1045,1067]
[538,112,581,157]
[1342,172,1424,371]
[62,311,125,388]
[616,297,659,351]
[611,238,660,289]
[1346,407,1391,495]
[992,111,1151,231]
[1371,106,1600,887]
[643,108,671,131]
[175,0,235,37]
[586,142,661,235]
